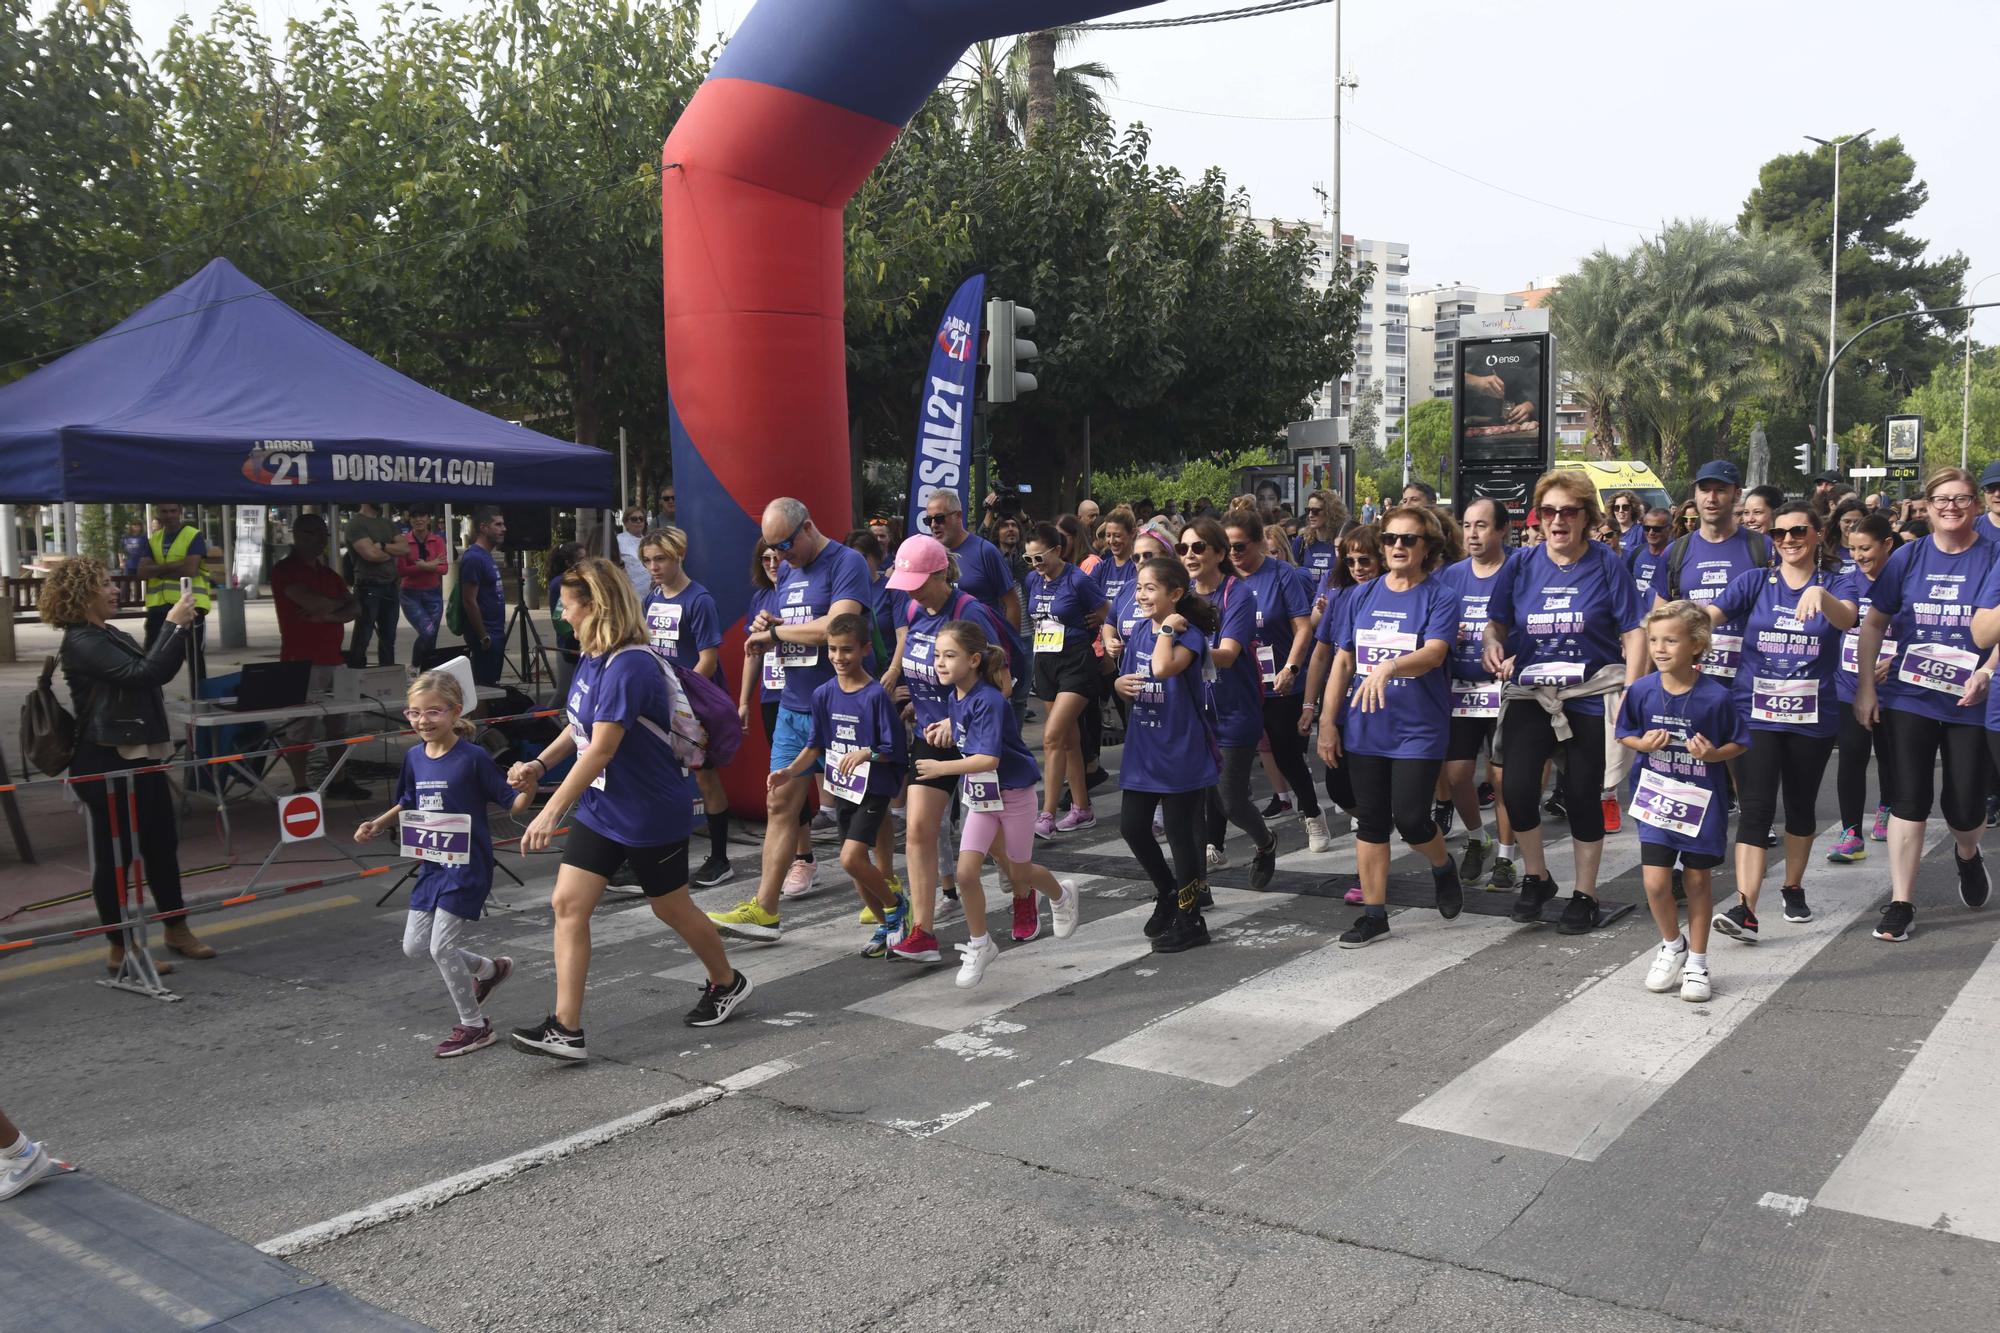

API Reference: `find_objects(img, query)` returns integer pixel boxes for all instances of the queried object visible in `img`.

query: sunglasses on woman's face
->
[1537,505,1584,523]
[1380,531,1424,548]
[1174,541,1208,556]
[1345,554,1376,566]
[1771,524,1814,543]
[1025,552,1047,565]
[1306,506,1324,517]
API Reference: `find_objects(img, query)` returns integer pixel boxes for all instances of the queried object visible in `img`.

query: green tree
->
[1545,248,1640,457]
[1348,378,1382,463]
[1901,345,2000,476]
[1400,396,1452,494]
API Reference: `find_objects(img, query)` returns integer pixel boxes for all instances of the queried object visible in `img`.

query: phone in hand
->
[179,576,193,597]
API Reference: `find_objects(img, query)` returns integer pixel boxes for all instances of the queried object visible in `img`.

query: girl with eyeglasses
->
[355,671,532,1058]
[1828,514,1901,863]
[738,540,818,884]
[1317,505,1464,946]
[1301,525,1382,901]
[1862,468,1999,939]
[1699,502,1856,941]
[1024,522,1109,838]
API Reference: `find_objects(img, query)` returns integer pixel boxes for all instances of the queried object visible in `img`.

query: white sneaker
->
[1680,965,1712,1003]
[0,1141,58,1200]
[1303,815,1333,854]
[954,936,999,989]
[1152,811,1165,841]
[780,857,818,899]
[1050,879,1082,938]
[1644,940,1687,993]
[1205,844,1228,870]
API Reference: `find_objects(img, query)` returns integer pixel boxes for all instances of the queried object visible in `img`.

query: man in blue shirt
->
[458,506,507,685]
[1977,461,2000,545]
[920,490,1021,629]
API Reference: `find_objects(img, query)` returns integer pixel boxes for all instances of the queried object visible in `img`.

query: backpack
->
[1663,529,1770,602]
[608,644,743,770]
[21,656,76,778]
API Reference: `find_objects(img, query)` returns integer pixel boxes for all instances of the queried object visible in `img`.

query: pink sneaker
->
[1011,895,1042,942]
[1869,805,1889,841]
[1827,827,1866,864]
[1034,811,1057,841]
[434,1020,497,1058]
[473,956,513,1005]
[780,857,818,898]
[1054,806,1096,833]
[1343,883,1364,905]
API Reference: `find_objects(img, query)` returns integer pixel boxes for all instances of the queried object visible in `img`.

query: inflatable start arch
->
[662,0,1152,804]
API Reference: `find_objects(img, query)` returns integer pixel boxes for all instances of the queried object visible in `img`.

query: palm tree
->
[1546,248,1636,460]
[949,28,1115,142]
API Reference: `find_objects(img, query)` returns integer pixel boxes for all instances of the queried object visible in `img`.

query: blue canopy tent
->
[0,258,614,505]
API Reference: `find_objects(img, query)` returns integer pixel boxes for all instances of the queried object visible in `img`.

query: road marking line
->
[1399,821,1939,1162]
[1815,934,2000,1243]
[884,1101,991,1138]
[256,1057,796,1257]
[0,896,360,983]
[0,1209,219,1326]
[1758,1192,1811,1218]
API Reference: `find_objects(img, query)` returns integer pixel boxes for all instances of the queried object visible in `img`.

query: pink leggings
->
[959,786,1037,863]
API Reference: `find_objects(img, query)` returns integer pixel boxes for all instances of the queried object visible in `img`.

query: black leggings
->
[1734,729,1837,846]
[1121,789,1208,898]
[1204,744,1274,851]
[1346,752,1442,845]
[1501,704,1607,841]
[1261,692,1321,817]
[1879,707,1989,830]
[1323,746,1357,814]
[75,768,186,929]
[1836,700,1896,831]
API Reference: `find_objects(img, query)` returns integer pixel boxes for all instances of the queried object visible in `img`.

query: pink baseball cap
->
[887,534,949,591]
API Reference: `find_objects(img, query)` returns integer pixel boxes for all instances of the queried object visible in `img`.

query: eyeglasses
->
[1174,541,1209,556]
[1345,554,1377,565]
[923,512,952,527]
[404,708,452,723]
[769,519,807,552]
[1024,552,1047,565]
[1537,505,1584,523]
[1985,485,2000,497]
[1380,531,1425,548]
[759,553,783,565]
[1641,523,1667,534]
[1770,524,1815,542]
[1227,541,1251,554]
[1930,493,1976,510]
[1613,503,1633,513]
[1305,506,1324,516]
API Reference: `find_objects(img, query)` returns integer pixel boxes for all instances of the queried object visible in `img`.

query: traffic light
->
[985,299,1038,403]
[1794,441,1814,472]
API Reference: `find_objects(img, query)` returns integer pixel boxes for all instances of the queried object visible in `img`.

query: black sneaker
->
[1152,909,1209,954]
[1780,887,1812,923]
[1086,766,1111,793]
[1260,795,1293,820]
[1957,850,1991,909]
[1555,891,1601,935]
[685,969,753,1027]
[1477,781,1495,810]
[1874,900,1915,942]
[1432,800,1454,838]
[1250,841,1277,891]
[1712,902,1759,943]
[1338,912,1391,949]
[511,1015,587,1062]
[1143,893,1176,939]
[1509,874,1558,924]
[1196,881,1214,909]
[1988,794,1999,829]
[1433,860,1463,920]
[692,856,735,888]
[1543,794,1568,821]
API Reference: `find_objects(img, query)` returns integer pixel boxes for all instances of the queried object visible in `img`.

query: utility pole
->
[1964,272,1999,470]
[1331,0,1342,247]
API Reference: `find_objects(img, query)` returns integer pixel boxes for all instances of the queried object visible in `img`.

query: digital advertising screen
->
[1455,335,1548,466]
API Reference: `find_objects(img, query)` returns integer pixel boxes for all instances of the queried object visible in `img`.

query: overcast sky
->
[120,0,2000,338]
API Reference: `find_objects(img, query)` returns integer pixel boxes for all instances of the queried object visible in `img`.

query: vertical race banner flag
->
[905,274,985,537]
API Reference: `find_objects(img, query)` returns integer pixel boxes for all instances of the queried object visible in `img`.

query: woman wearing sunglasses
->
[1698,503,1855,943]
[1609,492,1643,556]
[1316,505,1463,946]
[1828,513,1901,864]
[1023,522,1109,838]
[1483,470,1648,935]
[1301,526,1382,902]
[737,540,818,887]
[1864,467,2000,940]
[1293,490,1346,584]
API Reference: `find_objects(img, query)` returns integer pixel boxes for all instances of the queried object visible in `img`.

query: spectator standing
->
[616,508,650,593]
[135,500,210,680]
[397,511,448,664]
[650,484,678,533]
[344,502,408,667]
[118,519,148,575]
[459,507,507,686]
[270,513,369,799]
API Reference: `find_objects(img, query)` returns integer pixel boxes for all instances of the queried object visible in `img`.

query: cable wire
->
[1081,0,1334,30]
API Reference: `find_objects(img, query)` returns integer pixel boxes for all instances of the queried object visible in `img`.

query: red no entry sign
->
[280,793,325,843]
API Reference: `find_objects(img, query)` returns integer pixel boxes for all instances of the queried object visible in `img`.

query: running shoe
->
[1250,841,1277,891]
[1432,800,1454,838]
[954,936,999,988]
[1555,891,1601,935]
[1152,809,1166,841]
[1433,861,1463,920]
[890,927,943,964]
[1600,796,1622,834]
[1011,895,1042,942]
[510,1015,587,1062]
[1261,794,1295,821]
[1712,902,1759,943]
[809,808,839,841]
[1680,965,1712,1004]
[1303,815,1333,854]
[1645,939,1687,993]
[1477,781,1495,810]
[1989,794,1999,829]
[1826,828,1866,864]
[862,923,893,958]
[1458,837,1492,888]
[1152,902,1210,954]
[1869,805,1890,841]
[692,855,735,888]
[1543,793,1568,821]
[1206,844,1228,871]
[1086,766,1111,793]
[1034,811,1057,841]
[1050,879,1082,938]
[780,857,818,898]
[1338,913,1390,949]
[0,1141,58,1201]
[708,900,781,942]
[473,956,513,1006]
[1143,893,1176,939]
[1509,874,1557,924]
[1487,856,1518,893]
[435,1021,497,1059]
[1342,883,1365,904]
[1781,887,1812,923]
[1053,806,1096,834]
[1957,850,1991,909]
[1874,900,1914,942]
[685,969,753,1026]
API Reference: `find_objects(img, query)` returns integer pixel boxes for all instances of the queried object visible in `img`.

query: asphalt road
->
[6,771,1998,1332]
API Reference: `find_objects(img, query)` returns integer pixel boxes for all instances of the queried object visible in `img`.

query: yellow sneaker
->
[707,900,780,942]
[860,875,905,923]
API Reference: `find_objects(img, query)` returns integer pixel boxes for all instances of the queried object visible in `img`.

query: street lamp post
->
[1805,129,1873,472]
[1964,271,1999,470]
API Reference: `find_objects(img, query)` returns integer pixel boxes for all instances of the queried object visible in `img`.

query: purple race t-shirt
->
[1868,537,1997,725]
[1617,672,1744,860]
[1487,542,1645,716]
[1707,566,1848,738]
[1119,620,1219,793]
[1333,574,1457,760]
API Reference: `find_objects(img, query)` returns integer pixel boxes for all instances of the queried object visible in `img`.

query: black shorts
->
[834,791,894,846]
[561,819,689,898]
[1446,714,1497,763]
[1033,639,1099,701]
[911,734,961,794]
[1640,842,1722,871]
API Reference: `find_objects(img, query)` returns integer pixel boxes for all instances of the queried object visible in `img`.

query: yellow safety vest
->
[145,525,213,611]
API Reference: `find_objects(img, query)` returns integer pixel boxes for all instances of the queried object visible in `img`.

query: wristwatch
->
[1160,624,1177,637]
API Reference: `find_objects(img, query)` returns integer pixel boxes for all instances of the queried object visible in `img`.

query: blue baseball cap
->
[1980,460,2000,489]
[1694,459,1743,488]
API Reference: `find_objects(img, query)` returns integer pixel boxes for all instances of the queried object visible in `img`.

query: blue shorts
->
[770,706,821,774]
